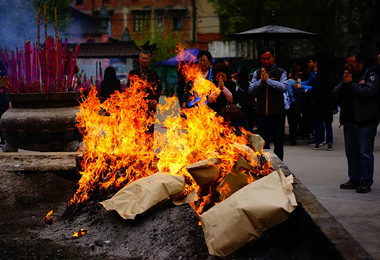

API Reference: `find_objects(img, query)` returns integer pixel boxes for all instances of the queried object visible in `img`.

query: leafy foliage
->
[208,0,380,38]
[34,0,73,31]
[335,0,380,37]
[207,0,380,58]
[134,28,184,62]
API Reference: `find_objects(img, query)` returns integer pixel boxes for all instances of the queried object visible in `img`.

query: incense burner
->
[0,92,82,152]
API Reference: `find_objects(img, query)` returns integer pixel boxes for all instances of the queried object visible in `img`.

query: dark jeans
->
[314,121,333,144]
[256,114,285,160]
[343,122,378,186]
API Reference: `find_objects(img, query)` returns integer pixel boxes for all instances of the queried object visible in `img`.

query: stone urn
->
[0,92,82,152]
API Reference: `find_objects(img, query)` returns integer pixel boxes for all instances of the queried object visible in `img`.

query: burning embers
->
[68,48,274,216]
[72,228,87,239]
[45,210,53,225]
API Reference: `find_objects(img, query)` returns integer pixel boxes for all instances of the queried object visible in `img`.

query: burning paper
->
[45,210,53,225]
[187,158,221,186]
[68,46,275,217]
[199,169,297,257]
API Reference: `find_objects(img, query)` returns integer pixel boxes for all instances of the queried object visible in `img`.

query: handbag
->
[219,103,244,119]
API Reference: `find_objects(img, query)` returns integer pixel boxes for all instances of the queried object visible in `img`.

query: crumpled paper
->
[100,172,185,220]
[199,169,297,257]
[186,158,220,186]
[248,133,266,153]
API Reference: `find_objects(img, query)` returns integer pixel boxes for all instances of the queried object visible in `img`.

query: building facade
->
[72,0,225,49]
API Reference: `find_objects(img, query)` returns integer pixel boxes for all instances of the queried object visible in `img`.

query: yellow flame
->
[68,47,274,215]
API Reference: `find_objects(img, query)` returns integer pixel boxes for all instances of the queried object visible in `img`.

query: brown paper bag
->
[218,157,254,200]
[199,169,297,257]
[186,158,220,186]
[100,172,185,220]
[248,133,266,153]
[232,143,259,165]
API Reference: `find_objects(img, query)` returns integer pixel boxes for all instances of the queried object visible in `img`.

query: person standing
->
[299,58,318,144]
[207,63,236,117]
[234,66,251,132]
[100,66,121,99]
[370,53,380,76]
[286,64,302,146]
[181,50,213,109]
[310,62,335,150]
[248,46,288,160]
[128,50,162,135]
[333,50,380,193]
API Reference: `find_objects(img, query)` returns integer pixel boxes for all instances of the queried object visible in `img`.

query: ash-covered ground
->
[0,155,342,260]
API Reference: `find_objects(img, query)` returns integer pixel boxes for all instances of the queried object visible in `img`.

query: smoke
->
[0,0,68,52]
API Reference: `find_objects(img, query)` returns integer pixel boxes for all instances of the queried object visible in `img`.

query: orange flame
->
[72,228,87,239]
[68,46,273,215]
[45,210,53,224]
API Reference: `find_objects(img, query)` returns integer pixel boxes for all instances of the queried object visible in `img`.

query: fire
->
[69,76,157,207]
[45,210,53,224]
[72,228,87,239]
[68,47,273,215]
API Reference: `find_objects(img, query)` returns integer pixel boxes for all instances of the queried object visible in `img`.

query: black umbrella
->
[230,24,318,40]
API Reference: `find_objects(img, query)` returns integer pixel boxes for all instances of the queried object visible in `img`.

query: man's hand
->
[343,70,352,84]
[261,68,269,82]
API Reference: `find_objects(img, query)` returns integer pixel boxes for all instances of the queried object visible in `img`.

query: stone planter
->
[0,92,82,152]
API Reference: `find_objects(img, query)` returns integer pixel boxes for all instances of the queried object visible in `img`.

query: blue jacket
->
[300,71,317,91]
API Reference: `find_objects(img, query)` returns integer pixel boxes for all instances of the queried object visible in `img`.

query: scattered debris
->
[72,228,87,239]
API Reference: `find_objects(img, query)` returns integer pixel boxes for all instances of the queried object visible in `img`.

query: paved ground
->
[283,115,380,260]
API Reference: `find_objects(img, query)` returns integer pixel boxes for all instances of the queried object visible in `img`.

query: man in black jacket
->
[127,50,162,135]
[333,50,380,193]
[248,46,288,160]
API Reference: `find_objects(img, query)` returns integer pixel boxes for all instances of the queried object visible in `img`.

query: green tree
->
[35,0,73,31]
[207,0,340,58]
[134,29,184,63]
[334,0,380,37]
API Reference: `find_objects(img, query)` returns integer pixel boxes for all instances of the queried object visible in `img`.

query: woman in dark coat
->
[207,63,236,116]
[100,66,121,98]
[310,62,335,150]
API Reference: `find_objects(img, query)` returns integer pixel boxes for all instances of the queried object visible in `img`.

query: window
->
[132,10,150,32]
[169,9,186,31]
[156,10,164,33]
[76,0,83,5]
[173,17,182,31]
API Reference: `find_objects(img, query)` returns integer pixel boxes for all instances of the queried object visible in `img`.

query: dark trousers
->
[234,104,249,132]
[343,122,378,186]
[256,114,285,160]
[286,102,297,143]
[314,120,333,144]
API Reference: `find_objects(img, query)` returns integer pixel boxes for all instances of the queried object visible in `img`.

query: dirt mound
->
[0,163,341,260]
